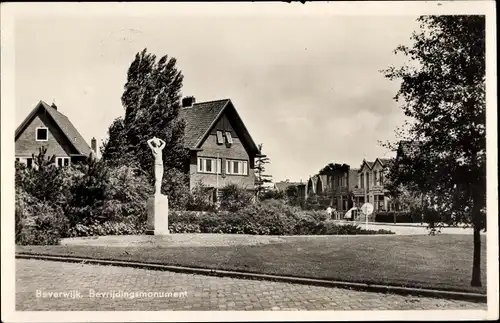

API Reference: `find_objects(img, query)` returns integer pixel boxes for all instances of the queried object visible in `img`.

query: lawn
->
[16,234,487,294]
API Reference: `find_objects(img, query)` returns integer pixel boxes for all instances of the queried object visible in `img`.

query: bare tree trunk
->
[470,192,482,287]
[470,225,482,287]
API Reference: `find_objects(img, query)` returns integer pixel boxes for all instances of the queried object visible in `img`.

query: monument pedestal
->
[146,193,169,235]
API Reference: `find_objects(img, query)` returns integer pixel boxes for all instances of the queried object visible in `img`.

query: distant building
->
[303,164,358,215]
[352,158,392,211]
[15,100,95,167]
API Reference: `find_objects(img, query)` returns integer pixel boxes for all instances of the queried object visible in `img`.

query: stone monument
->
[145,137,170,235]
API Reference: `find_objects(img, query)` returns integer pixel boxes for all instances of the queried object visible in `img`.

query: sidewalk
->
[331,220,483,235]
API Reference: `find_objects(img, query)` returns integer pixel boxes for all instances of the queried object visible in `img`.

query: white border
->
[1,1,498,322]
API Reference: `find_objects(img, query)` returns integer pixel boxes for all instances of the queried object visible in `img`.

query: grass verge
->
[16,234,486,294]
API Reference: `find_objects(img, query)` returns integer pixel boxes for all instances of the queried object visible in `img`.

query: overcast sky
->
[14,6,421,182]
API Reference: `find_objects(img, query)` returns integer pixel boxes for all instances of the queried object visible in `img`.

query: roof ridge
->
[180,98,230,110]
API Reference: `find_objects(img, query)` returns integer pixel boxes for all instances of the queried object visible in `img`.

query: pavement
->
[16,259,487,311]
[332,220,484,235]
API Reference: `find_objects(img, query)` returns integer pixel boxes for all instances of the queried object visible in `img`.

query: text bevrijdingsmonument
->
[36,289,188,299]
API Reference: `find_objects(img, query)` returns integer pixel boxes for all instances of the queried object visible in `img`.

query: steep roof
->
[15,101,92,157]
[179,99,229,148]
[179,98,261,155]
[374,158,393,168]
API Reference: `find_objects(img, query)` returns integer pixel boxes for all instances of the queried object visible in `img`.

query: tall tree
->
[102,48,188,195]
[254,143,273,199]
[381,16,486,287]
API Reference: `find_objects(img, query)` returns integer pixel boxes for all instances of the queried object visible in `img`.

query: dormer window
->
[225,131,233,145]
[36,127,48,141]
[216,130,224,145]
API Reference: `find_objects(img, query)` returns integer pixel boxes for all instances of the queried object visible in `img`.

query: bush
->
[169,203,395,236]
[15,188,68,245]
[161,168,191,210]
[15,147,67,206]
[260,190,286,201]
[220,183,254,212]
[67,220,146,237]
[64,157,109,227]
[375,211,423,223]
[186,180,216,211]
[100,165,152,224]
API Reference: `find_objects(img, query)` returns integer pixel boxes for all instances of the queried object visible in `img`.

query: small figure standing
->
[326,206,333,219]
[147,137,166,195]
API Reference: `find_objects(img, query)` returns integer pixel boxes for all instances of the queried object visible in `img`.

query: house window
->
[360,173,364,189]
[197,157,221,174]
[36,127,48,141]
[216,131,224,145]
[225,131,233,145]
[366,172,371,189]
[226,159,248,176]
[56,157,70,167]
[26,158,33,168]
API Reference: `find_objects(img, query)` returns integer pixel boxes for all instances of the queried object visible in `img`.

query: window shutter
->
[225,131,233,145]
[217,158,221,174]
[198,158,202,172]
[216,131,224,144]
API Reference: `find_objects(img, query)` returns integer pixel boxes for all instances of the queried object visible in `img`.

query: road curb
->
[16,253,487,303]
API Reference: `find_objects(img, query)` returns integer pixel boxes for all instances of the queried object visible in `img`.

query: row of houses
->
[275,157,399,214]
[15,97,264,202]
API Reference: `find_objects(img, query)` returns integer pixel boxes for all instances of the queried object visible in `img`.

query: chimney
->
[182,96,196,108]
[51,102,58,110]
[91,137,97,153]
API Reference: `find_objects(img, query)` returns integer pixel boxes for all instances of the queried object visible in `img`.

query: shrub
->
[100,165,152,224]
[161,168,191,210]
[15,188,68,245]
[15,147,67,206]
[220,183,254,212]
[64,157,109,227]
[68,220,146,237]
[375,211,423,223]
[168,206,395,236]
[169,222,201,234]
[186,180,215,211]
[260,190,286,201]
[302,210,328,222]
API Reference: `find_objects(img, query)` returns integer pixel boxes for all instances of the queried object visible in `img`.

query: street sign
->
[361,203,374,215]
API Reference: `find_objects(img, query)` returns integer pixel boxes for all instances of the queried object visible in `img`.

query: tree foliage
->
[381,15,486,286]
[318,163,349,175]
[254,143,272,198]
[101,48,188,196]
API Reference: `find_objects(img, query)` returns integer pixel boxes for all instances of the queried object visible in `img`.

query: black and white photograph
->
[1,1,498,322]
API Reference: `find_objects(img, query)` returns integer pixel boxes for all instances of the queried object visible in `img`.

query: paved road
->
[16,259,485,311]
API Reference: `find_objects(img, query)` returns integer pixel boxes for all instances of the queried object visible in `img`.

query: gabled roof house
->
[15,100,97,167]
[179,97,263,197]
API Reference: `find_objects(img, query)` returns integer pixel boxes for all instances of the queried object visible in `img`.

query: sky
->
[14,5,421,183]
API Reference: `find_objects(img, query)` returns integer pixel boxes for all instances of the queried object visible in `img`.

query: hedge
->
[375,211,423,223]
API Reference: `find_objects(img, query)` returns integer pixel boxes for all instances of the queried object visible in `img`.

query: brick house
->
[15,100,96,167]
[179,97,263,200]
[352,158,392,211]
